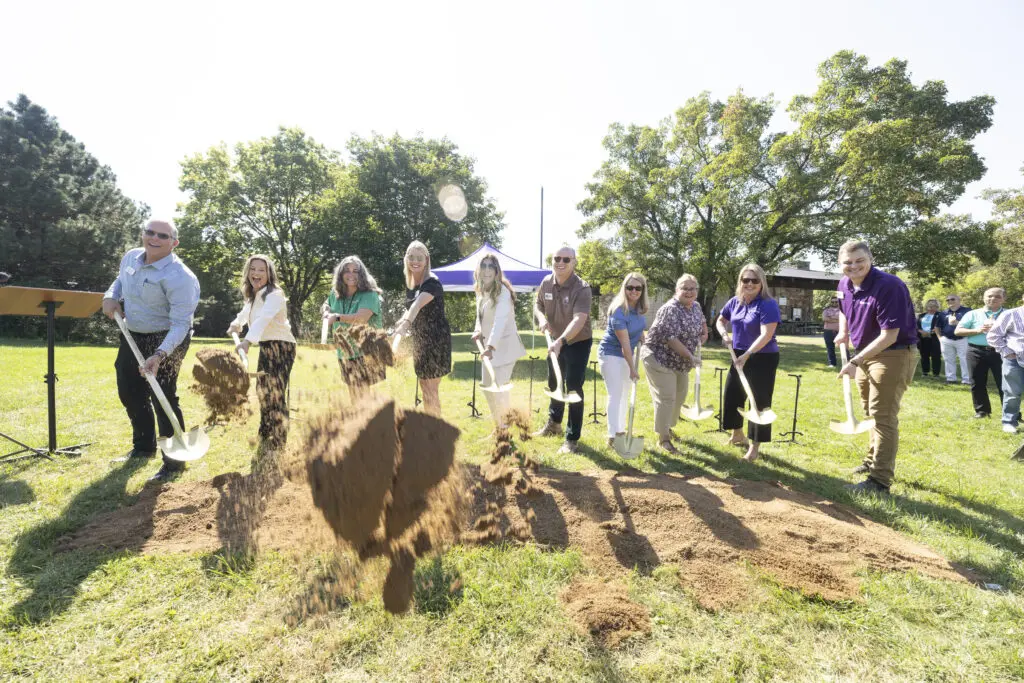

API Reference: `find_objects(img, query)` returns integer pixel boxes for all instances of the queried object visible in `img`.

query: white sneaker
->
[1002,424,1018,434]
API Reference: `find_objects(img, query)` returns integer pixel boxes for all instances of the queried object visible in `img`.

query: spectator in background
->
[917,299,942,378]
[955,287,1006,419]
[822,296,841,368]
[986,292,1024,434]
[938,294,971,384]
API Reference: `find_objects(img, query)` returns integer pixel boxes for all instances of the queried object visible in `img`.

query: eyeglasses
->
[625,285,643,292]
[741,278,760,285]
[681,286,699,292]
[143,228,172,240]
[553,256,572,264]
[480,263,497,271]
[946,298,957,302]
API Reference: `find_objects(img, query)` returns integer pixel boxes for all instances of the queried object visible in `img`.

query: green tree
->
[575,237,636,296]
[579,51,997,318]
[176,127,345,334]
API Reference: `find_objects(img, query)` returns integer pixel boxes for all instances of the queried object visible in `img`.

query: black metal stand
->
[1,300,89,463]
[777,373,804,444]
[587,360,605,424]
[704,366,728,434]
[413,378,422,407]
[467,350,482,418]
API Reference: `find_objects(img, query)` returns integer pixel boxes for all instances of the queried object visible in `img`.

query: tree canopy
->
[579,51,998,315]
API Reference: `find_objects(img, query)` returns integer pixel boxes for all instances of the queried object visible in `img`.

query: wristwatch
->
[849,356,862,367]
[154,349,168,359]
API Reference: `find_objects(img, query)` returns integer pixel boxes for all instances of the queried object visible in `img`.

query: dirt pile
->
[561,579,651,648]
[467,469,974,609]
[191,347,251,423]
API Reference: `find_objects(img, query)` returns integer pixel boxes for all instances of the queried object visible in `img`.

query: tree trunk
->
[288,298,304,339]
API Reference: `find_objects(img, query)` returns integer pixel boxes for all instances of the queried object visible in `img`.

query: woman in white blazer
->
[228,254,297,452]
[471,254,526,426]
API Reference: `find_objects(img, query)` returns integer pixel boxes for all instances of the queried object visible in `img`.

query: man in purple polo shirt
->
[834,239,918,495]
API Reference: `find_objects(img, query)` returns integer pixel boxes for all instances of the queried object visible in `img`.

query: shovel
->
[543,331,582,404]
[230,332,266,377]
[475,338,513,393]
[113,312,210,462]
[680,344,714,421]
[613,342,644,459]
[829,342,875,435]
[728,348,777,425]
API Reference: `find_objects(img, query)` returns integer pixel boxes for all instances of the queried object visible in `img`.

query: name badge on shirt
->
[126,266,136,275]
[563,296,569,304]
[544,292,553,301]
[836,291,844,300]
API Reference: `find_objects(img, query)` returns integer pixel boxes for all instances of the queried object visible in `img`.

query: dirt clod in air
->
[561,579,651,648]
[191,347,250,423]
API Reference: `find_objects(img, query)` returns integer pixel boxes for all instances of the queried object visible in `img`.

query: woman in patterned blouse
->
[639,274,708,454]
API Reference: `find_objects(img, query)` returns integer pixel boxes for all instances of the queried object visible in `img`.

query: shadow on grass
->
[3,456,152,626]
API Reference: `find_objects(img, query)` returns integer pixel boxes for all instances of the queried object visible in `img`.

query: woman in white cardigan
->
[227,254,297,451]
[471,254,526,427]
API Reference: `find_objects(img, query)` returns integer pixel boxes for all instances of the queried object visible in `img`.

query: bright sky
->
[4,0,1022,268]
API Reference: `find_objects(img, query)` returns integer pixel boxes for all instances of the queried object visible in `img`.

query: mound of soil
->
[191,347,250,423]
[561,579,651,648]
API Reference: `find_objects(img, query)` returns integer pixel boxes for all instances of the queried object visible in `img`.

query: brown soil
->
[561,579,651,648]
[347,324,395,368]
[191,348,250,424]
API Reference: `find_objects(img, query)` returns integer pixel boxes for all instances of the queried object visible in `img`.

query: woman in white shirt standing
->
[471,254,526,427]
[228,254,297,451]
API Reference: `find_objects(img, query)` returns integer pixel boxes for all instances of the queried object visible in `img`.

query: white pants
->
[599,354,632,438]
[482,361,515,426]
[939,336,970,382]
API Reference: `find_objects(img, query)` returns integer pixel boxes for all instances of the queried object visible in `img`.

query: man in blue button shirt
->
[938,294,971,384]
[102,219,200,481]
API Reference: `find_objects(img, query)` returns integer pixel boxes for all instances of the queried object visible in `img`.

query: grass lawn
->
[1,332,1023,681]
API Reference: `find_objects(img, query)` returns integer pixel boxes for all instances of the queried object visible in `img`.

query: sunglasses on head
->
[741,277,759,285]
[143,228,173,240]
[553,256,572,264]
[625,285,643,292]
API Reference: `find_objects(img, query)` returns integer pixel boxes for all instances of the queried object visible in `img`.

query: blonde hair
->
[734,264,772,301]
[239,254,282,303]
[607,272,649,318]
[474,254,514,304]
[675,273,698,291]
[403,241,432,289]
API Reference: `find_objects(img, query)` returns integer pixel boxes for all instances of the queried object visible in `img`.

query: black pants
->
[968,344,1003,415]
[823,329,838,366]
[257,340,296,447]
[918,335,941,376]
[547,337,593,442]
[723,350,780,443]
[115,330,190,468]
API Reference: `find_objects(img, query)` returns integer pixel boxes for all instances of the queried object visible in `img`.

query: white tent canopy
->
[432,242,548,292]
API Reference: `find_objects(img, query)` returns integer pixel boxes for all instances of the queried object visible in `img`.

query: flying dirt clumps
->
[191,347,250,423]
[296,397,467,614]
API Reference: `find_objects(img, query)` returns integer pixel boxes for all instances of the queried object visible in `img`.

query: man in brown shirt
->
[533,246,593,452]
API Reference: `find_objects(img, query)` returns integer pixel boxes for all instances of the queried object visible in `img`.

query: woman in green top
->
[321,255,384,398]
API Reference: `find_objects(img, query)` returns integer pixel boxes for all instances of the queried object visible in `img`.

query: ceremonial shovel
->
[728,348,777,425]
[543,330,581,404]
[230,332,266,377]
[680,344,714,421]
[113,312,210,462]
[612,342,644,459]
[829,343,874,435]
[474,338,513,394]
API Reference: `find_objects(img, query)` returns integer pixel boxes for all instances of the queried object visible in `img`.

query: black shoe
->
[149,464,184,482]
[974,412,990,419]
[111,448,157,463]
[844,478,890,495]
[851,464,870,474]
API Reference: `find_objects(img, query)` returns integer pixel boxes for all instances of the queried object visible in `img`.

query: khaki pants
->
[856,347,916,487]
[642,352,688,439]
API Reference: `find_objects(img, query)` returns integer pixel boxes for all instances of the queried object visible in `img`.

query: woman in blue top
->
[598,273,648,449]
[714,264,781,461]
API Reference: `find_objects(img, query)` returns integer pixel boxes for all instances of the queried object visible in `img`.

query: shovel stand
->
[466,350,482,418]
[777,373,804,444]
[704,366,728,434]
[588,360,605,425]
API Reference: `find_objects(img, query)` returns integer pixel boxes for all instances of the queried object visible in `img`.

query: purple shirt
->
[721,295,780,353]
[837,267,918,349]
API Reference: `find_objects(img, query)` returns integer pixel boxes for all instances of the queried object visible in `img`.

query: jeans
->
[1001,357,1024,427]
[547,337,593,442]
[823,329,838,366]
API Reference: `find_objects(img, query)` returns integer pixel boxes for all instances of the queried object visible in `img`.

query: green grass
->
[2,333,1023,681]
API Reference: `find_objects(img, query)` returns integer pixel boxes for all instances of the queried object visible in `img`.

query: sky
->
[3,0,1022,268]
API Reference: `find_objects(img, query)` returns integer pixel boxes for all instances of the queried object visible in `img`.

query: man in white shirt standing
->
[102,219,200,481]
[987,292,1024,435]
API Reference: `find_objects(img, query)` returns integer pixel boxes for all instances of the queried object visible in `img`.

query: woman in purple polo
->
[834,239,918,495]
[715,264,781,462]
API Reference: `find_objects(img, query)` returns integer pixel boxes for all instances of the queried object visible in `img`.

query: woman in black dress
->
[394,240,451,415]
